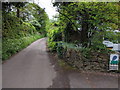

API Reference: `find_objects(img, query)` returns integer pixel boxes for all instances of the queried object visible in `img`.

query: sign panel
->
[109,54,119,70]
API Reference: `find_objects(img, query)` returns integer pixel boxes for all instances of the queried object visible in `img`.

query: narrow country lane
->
[2,38,119,88]
[3,38,56,88]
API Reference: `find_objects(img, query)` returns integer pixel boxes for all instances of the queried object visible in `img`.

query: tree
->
[53,2,119,47]
[13,2,26,18]
[22,3,49,34]
[2,2,26,17]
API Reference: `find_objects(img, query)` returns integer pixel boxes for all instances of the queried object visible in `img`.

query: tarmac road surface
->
[2,38,119,88]
[3,38,56,88]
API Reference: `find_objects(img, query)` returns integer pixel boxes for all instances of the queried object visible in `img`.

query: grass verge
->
[2,34,44,61]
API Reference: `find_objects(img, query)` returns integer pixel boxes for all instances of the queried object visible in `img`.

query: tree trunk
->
[81,16,89,47]
[17,7,20,18]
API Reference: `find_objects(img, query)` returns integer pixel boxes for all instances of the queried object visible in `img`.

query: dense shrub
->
[2,34,43,60]
[2,2,48,61]
[47,27,62,51]
[29,20,41,31]
[57,42,91,59]
[2,14,36,39]
[2,14,43,61]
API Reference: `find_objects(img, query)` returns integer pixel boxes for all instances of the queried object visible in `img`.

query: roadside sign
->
[109,54,119,70]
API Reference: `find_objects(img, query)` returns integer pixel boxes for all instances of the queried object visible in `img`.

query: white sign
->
[112,44,120,52]
[109,54,119,70]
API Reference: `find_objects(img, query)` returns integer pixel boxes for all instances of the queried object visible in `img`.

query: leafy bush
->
[91,40,106,51]
[57,42,64,58]
[47,41,58,51]
[2,34,43,60]
[22,22,36,35]
[47,28,62,41]
[104,31,119,43]
[47,27,62,51]
[29,20,41,31]
[2,14,37,39]
[56,42,91,59]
